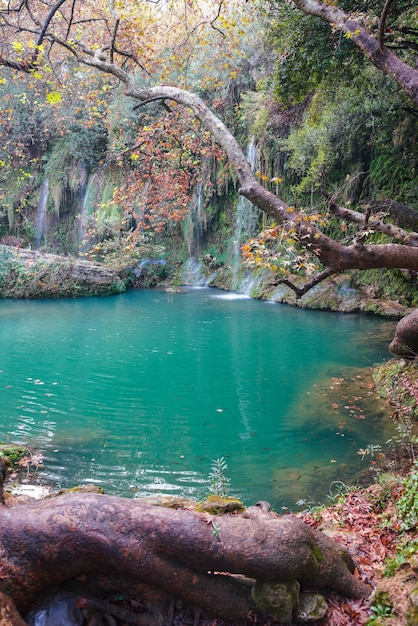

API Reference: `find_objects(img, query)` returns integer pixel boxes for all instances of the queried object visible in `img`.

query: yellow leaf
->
[11,41,24,53]
[46,91,62,104]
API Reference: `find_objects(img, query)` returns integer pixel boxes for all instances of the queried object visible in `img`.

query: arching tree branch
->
[70,71,418,279]
[291,0,418,106]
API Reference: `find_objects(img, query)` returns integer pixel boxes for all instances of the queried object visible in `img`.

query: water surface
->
[0,288,396,508]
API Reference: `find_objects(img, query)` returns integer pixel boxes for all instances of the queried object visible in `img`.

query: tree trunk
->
[390,309,418,359]
[0,493,370,623]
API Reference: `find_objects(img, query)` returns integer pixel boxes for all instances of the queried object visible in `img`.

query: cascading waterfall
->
[35,178,49,249]
[76,172,97,254]
[181,182,210,285]
[185,183,205,256]
[77,179,89,251]
[180,139,263,290]
[232,138,262,290]
[180,257,207,286]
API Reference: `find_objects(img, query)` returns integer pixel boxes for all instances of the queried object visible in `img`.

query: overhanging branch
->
[275,268,337,299]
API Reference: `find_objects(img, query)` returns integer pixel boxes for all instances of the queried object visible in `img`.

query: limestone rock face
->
[0,245,126,298]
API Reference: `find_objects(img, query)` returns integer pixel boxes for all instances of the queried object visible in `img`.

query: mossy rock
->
[295,592,328,623]
[55,484,106,496]
[0,445,30,468]
[141,495,198,509]
[252,580,300,623]
[197,495,246,514]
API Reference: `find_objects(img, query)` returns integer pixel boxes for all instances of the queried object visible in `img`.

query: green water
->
[0,288,396,509]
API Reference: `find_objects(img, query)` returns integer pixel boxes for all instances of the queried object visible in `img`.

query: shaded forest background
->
[0,0,417,306]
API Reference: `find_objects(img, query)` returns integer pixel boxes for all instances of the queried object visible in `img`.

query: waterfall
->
[232,138,261,287]
[76,172,97,254]
[181,182,210,286]
[77,180,89,251]
[35,179,49,249]
[132,258,167,279]
[185,182,205,256]
[180,258,208,286]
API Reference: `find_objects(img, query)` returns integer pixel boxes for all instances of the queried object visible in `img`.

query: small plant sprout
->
[367,602,392,623]
[326,480,349,505]
[358,443,382,462]
[386,417,416,465]
[208,457,230,497]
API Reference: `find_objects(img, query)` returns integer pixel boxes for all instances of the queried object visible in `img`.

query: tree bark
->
[0,493,370,622]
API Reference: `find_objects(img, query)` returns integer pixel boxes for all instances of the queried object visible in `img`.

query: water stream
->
[35,179,49,249]
[232,139,261,276]
[0,289,396,509]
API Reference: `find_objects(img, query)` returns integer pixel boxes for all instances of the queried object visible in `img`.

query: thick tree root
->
[0,492,370,622]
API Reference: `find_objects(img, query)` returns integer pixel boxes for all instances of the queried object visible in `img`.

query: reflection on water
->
[0,288,396,508]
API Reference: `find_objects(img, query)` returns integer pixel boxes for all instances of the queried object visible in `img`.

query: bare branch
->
[65,0,76,40]
[378,0,394,52]
[133,95,172,110]
[0,55,31,72]
[31,0,68,65]
[275,268,337,299]
[0,1,27,14]
[109,17,119,64]
[210,0,226,38]
[112,46,152,76]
